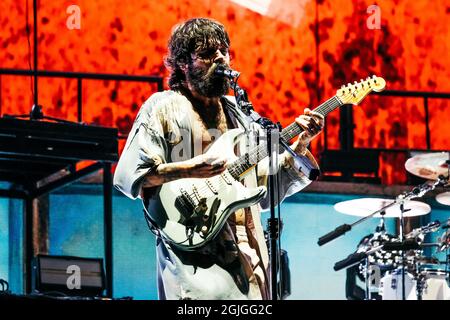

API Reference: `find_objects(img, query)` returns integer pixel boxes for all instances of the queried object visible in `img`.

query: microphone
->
[382,239,420,251]
[317,224,352,246]
[334,252,367,271]
[215,66,240,78]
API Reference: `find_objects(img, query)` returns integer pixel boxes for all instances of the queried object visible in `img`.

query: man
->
[114,18,324,300]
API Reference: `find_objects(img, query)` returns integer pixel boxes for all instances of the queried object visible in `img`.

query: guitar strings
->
[184,94,348,199]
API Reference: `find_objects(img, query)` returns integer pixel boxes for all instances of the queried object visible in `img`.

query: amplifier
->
[32,255,105,296]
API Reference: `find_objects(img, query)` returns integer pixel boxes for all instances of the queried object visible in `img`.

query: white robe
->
[113,90,314,300]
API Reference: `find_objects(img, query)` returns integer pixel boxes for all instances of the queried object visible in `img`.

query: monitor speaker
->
[32,254,105,296]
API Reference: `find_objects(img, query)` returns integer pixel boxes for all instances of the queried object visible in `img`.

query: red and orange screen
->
[1,0,449,184]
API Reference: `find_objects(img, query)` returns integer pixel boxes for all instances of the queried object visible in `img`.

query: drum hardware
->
[359,239,449,300]
[405,220,441,240]
[405,152,450,204]
[334,222,450,300]
[335,236,385,299]
[438,236,450,255]
[321,181,437,249]
[328,179,448,299]
[319,179,441,247]
[328,152,450,299]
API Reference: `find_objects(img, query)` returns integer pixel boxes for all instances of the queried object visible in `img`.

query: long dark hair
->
[164,18,230,91]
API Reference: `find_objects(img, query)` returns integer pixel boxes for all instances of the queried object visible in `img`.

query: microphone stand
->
[3,1,75,126]
[229,77,319,300]
[33,0,38,114]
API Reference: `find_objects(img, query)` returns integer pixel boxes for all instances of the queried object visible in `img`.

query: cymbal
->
[334,198,431,218]
[436,192,450,206]
[405,152,449,180]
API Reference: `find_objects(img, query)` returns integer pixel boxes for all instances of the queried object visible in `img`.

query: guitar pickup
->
[175,189,196,225]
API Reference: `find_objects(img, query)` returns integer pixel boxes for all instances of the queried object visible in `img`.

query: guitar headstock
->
[336,75,386,105]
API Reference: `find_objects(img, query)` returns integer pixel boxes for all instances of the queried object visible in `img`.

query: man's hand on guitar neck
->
[292,108,324,154]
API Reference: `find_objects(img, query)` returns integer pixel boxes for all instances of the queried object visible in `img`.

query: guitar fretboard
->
[227,96,343,179]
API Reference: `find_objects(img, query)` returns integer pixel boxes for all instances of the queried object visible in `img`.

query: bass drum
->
[380,268,450,300]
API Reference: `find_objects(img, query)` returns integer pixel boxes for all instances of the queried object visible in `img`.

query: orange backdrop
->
[1,0,449,185]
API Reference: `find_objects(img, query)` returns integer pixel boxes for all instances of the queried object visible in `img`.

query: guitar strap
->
[221,96,250,132]
[222,96,250,228]
[142,198,163,245]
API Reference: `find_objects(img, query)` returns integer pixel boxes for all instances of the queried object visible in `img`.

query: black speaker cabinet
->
[32,254,105,296]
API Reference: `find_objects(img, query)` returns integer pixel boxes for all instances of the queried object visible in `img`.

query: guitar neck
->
[227,95,343,178]
[280,95,343,141]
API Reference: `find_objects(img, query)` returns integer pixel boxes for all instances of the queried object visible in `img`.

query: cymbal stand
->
[364,257,371,300]
[364,214,386,300]
[444,220,450,287]
[446,252,450,287]
[416,271,425,300]
[398,203,409,300]
[394,177,448,300]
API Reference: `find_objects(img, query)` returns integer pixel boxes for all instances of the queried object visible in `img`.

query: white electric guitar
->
[143,76,386,250]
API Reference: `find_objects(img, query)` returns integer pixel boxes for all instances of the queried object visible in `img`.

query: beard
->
[186,63,230,98]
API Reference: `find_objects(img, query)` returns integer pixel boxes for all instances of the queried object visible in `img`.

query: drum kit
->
[333,152,450,300]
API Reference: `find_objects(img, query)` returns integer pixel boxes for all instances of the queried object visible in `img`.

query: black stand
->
[33,0,38,111]
[4,104,77,124]
[227,74,319,300]
[364,216,386,300]
[398,203,408,300]
[266,122,280,300]
[3,1,75,126]
[231,77,280,300]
